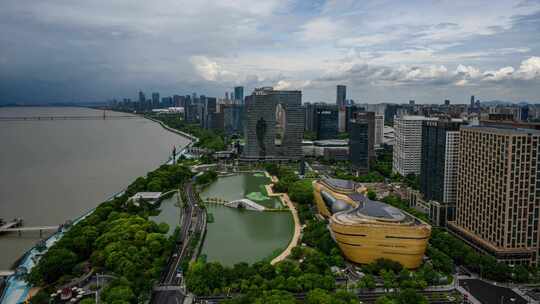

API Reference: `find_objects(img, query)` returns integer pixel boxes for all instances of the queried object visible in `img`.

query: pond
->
[149,193,182,236]
[200,172,282,208]
[199,173,294,265]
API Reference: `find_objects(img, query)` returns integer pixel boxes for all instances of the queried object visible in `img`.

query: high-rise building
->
[384,104,403,126]
[419,120,463,226]
[304,103,317,132]
[375,114,384,147]
[448,126,540,265]
[138,91,146,104]
[349,120,370,173]
[314,105,339,140]
[201,97,217,129]
[470,95,475,108]
[444,99,450,106]
[223,104,244,135]
[209,112,224,131]
[173,95,183,107]
[184,96,198,123]
[356,111,376,164]
[345,105,362,133]
[234,86,244,104]
[393,116,438,176]
[152,92,160,108]
[163,97,173,107]
[338,108,347,133]
[243,87,303,160]
[138,91,147,111]
[336,85,346,107]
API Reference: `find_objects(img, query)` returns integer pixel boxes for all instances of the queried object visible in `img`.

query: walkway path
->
[266,177,302,265]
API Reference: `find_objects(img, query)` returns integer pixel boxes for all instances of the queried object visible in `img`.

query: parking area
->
[459,279,527,304]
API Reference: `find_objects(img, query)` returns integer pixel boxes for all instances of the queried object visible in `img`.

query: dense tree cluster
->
[430,229,532,282]
[288,179,314,205]
[28,163,193,303]
[371,150,393,178]
[268,165,300,193]
[334,168,385,183]
[222,288,359,304]
[185,256,336,297]
[375,289,428,304]
[360,258,443,290]
[302,220,344,267]
[126,164,192,194]
[195,170,218,186]
[151,114,226,151]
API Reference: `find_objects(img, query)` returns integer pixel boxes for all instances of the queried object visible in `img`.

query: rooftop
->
[357,200,406,221]
[131,192,162,200]
[313,139,348,147]
[463,125,540,136]
[399,115,438,121]
[334,199,410,224]
[322,178,356,192]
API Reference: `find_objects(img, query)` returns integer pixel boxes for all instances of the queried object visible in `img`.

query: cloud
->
[273,79,312,90]
[314,57,540,87]
[190,56,236,81]
[1,0,540,104]
[516,56,540,80]
[298,17,342,42]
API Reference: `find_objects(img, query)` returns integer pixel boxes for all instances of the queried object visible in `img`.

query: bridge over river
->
[0,115,138,121]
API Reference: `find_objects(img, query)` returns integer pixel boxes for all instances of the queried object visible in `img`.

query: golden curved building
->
[313,178,431,269]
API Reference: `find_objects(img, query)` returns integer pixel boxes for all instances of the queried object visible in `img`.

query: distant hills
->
[481,100,540,106]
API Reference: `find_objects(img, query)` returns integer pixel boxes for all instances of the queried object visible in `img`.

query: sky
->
[1,0,539,104]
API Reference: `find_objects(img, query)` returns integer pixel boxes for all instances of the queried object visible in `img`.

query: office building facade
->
[419,120,462,226]
[243,87,303,160]
[315,105,339,140]
[393,116,437,176]
[375,114,384,147]
[420,120,462,203]
[336,85,346,107]
[349,120,369,173]
[223,104,244,135]
[152,92,160,108]
[448,126,540,265]
[384,104,403,125]
[234,86,244,104]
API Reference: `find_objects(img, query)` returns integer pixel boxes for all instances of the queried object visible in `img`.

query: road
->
[151,182,206,304]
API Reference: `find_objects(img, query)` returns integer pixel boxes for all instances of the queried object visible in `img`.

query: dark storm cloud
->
[0,0,539,104]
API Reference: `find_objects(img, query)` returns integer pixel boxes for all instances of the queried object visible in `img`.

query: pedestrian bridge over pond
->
[203,197,266,211]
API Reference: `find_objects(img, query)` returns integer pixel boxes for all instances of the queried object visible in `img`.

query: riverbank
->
[146,115,199,143]
[0,114,196,304]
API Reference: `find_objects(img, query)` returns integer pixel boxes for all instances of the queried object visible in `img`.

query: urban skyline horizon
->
[2,87,539,106]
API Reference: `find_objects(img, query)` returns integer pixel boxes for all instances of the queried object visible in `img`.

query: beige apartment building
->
[448,126,540,265]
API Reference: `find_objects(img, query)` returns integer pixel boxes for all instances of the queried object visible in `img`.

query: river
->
[0,107,191,269]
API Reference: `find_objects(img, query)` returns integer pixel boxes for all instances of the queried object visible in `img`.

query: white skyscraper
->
[392,116,437,176]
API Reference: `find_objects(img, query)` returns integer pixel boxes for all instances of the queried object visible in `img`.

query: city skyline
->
[1,0,540,104]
